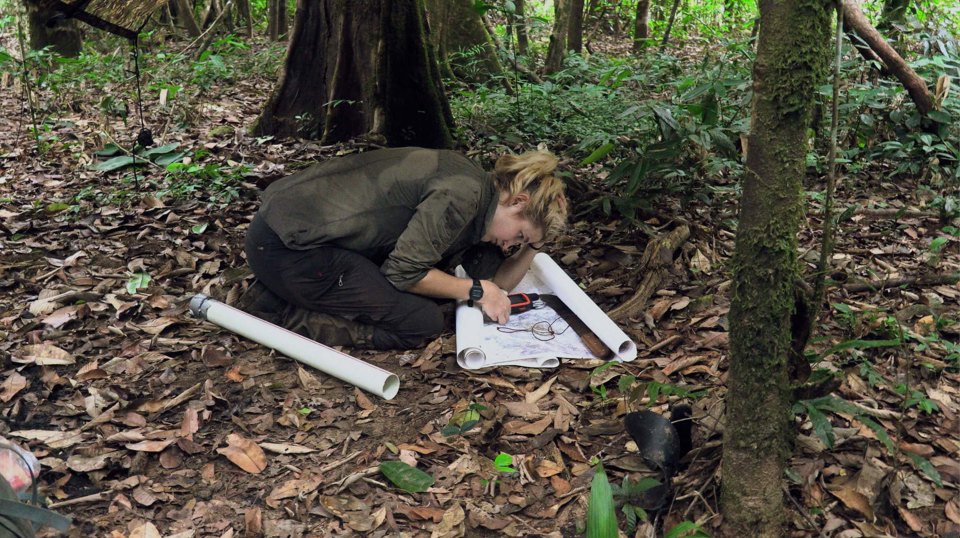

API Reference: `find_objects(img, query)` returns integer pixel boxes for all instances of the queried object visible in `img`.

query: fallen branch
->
[610,224,690,321]
[841,0,935,115]
[852,207,955,222]
[844,272,959,293]
[47,492,110,509]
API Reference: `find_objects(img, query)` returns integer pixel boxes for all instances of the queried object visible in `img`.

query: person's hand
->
[477,280,510,324]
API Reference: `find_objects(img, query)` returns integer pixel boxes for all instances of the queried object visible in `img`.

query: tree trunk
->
[254,0,453,149]
[512,0,528,55]
[236,0,253,37]
[633,0,650,53]
[720,0,831,537]
[22,0,82,57]
[424,0,508,86]
[267,0,287,40]
[660,0,681,51]
[567,0,584,54]
[841,0,933,115]
[172,0,202,37]
[544,0,570,75]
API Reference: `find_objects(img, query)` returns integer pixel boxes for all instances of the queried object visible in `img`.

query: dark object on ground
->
[622,404,693,510]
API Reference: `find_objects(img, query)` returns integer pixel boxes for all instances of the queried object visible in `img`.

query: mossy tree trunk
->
[425,0,507,86]
[254,0,453,149]
[633,0,650,52]
[22,0,82,57]
[512,0,528,55]
[720,0,831,536]
[544,0,570,74]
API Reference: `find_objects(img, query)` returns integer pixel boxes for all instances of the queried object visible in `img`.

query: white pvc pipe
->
[190,294,399,400]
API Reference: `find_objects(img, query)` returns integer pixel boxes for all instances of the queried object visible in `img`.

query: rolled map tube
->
[189,294,399,400]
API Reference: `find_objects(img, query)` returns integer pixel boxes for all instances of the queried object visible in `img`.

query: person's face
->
[482,194,544,254]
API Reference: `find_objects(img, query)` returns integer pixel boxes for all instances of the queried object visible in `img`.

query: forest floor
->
[0,36,959,538]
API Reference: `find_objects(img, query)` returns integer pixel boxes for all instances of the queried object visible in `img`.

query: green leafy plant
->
[796,395,942,486]
[586,463,617,538]
[493,452,516,474]
[126,272,151,294]
[441,402,486,436]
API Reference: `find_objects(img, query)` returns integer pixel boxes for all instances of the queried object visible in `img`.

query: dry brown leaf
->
[125,439,176,452]
[244,507,262,536]
[129,522,161,538]
[136,316,179,335]
[502,400,541,418]
[524,376,557,404]
[132,486,158,507]
[897,506,924,533]
[266,476,323,506]
[550,475,572,496]
[225,366,244,383]
[945,499,960,524]
[0,373,27,402]
[259,442,316,455]
[430,502,465,538]
[396,443,436,455]
[898,441,934,457]
[354,388,376,411]
[12,344,75,365]
[217,433,267,474]
[181,408,199,437]
[536,459,564,478]
[8,429,86,449]
[829,485,875,521]
[66,451,118,473]
[42,304,83,328]
[503,414,553,436]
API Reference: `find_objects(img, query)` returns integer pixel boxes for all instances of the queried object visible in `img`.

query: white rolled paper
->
[190,295,399,399]
[531,253,638,361]
[454,253,637,369]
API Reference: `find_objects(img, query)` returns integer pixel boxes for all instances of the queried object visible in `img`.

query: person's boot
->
[280,305,376,349]
[235,280,285,315]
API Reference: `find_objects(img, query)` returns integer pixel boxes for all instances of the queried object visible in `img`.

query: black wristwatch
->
[468,278,484,307]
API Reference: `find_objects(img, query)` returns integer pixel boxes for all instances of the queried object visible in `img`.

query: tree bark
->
[633,0,650,53]
[424,0,508,87]
[544,0,570,75]
[567,0,584,54]
[720,0,832,537]
[23,0,82,57]
[172,0,202,37]
[660,0,681,51]
[254,0,453,149]
[512,0,528,55]
[267,0,287,40]
[236,0,253,37]
[841,0,933,115]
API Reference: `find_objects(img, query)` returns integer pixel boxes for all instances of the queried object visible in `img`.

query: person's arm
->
[407,269,511,323]
[491,243,541,291]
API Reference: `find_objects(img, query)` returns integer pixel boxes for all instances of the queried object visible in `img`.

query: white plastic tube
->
[190,294,399,400]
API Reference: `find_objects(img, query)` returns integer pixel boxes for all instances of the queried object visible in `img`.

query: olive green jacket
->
[258,147,498,290]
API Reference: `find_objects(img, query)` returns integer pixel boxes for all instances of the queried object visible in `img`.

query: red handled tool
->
[509,292,544,314]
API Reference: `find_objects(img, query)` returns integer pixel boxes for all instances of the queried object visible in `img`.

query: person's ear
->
[511,192,530,208]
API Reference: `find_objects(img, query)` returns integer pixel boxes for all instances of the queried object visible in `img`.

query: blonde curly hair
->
[492,150,568,242]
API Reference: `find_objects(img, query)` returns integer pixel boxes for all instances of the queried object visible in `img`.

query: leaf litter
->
[0,35,957,538]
